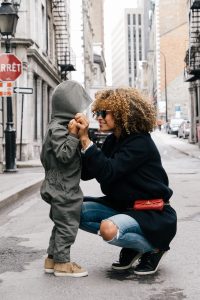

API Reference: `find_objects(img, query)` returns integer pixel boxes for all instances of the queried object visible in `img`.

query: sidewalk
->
[0,131,200,210]
[153,130,200,159]
[0,160,44,209]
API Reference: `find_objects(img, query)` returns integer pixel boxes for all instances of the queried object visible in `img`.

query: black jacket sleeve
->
[81,135,150,184]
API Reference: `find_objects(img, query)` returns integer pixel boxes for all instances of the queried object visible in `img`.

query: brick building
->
[159,0,190,121]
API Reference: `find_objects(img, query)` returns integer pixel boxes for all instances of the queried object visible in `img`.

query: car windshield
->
[170,119,184,125]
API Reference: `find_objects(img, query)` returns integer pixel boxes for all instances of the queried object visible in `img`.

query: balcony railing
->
[184,46,200,78]
[52,0,76,80]
[185,2,200,78]
[190,0,200,9]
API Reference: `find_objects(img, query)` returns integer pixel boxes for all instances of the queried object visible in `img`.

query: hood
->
[51,80,92,123]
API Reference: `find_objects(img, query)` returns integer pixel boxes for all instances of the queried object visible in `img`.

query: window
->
[134,65,137,77]
[42,4,47,53]
[34,75,38,140]
[47,16,50,55]
[52,24,56,62]
[139,28,142,60]
[47,86,51,123]
[133,14,136,25]
[138,14,141,25]
[41,81,44,140]
[133,27,136,62]
[35,0,38,44]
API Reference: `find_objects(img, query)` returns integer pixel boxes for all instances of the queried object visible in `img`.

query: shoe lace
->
[138,252,151,268]
[119,251,123,261]
[118,249,127,263]
[71,262,81,270]
[118,248,138,263]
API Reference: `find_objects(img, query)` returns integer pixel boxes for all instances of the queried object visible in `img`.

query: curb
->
[0,180,43,210]
[169,145,200,159]
[153,131,200,160]
[16,163,42,168]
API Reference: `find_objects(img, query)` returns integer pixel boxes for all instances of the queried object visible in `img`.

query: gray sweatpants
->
[47,194,82,263]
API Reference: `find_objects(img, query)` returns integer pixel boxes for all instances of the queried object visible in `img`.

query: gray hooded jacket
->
[40,80,92,204]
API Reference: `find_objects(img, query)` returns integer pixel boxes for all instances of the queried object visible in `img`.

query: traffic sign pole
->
[0,52,23,171]
[0,54,22,172]
[19,93,24,161]
[4,96,16,172]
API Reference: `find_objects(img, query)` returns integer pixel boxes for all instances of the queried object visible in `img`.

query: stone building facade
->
[0,0,74,167]
[0,0,106,171]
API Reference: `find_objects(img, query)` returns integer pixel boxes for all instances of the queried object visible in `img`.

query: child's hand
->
[68,119,79,136]
[75,113,89,136]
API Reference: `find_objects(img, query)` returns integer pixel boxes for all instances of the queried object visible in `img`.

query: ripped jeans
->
[79,200,154,254]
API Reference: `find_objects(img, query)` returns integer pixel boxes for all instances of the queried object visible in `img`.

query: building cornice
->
[27,49,61,83]
[1,38,34,48]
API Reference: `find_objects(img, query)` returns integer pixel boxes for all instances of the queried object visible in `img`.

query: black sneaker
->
[112,248,142,270]
[134,250,167,275]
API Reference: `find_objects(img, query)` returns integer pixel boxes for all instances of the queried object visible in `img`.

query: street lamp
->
[160,51,168,122]
[0,0,19,172]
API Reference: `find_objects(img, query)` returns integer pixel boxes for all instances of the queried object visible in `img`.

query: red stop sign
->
[0,53,22,82]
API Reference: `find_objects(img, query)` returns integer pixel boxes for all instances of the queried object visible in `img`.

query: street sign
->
[0,53,22,82]
[0,81,13,96]
[13,87,33,94]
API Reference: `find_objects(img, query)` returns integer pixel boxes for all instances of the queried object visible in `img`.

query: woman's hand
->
[75,113,89,135]
[75,113,91,150]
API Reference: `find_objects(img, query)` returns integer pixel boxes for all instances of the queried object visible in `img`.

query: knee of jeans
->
[99,220,118,241]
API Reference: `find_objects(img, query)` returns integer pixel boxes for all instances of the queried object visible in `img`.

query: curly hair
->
[92,87,156,135]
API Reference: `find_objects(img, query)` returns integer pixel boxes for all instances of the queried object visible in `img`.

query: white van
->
[167,118,184,135]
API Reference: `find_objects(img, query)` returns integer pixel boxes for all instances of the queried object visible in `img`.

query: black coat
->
[81,133,177,250]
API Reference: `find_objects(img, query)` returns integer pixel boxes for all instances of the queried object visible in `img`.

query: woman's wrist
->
[81,140,94,154]
[80,136,91,150]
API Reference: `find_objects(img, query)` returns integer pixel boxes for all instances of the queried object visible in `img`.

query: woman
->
[75,87,177,275]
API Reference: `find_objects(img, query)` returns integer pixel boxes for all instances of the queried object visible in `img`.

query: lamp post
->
[147,49,168,123]
[160,51,168,122]
[0,0,19,172]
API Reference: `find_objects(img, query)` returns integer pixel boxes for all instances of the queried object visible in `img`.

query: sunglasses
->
[93,110,111,119]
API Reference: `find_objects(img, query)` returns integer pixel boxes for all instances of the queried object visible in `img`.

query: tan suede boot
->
[54,262,88,277]
[44,257,54,274]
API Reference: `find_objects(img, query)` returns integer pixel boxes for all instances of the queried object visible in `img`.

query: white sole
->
[134,269,158,275]
[112,253,142,270]
[134,252,167,275]
[45,269,54,274]
[54,271,88,277]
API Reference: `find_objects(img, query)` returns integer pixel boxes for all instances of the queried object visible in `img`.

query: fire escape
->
[185,0,200,81]
[52,0,76,80]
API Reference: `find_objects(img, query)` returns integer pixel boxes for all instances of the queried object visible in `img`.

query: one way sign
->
[14,87,33,94]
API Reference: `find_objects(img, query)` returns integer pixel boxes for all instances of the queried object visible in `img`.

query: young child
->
[40,80,91,277]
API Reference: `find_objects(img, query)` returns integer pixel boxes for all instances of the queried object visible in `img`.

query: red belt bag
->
[133,199,164,211]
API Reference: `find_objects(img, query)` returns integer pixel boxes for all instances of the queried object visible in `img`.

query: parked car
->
[177,120,190,139]
[88,128,111,148]
[167,118,184,135]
